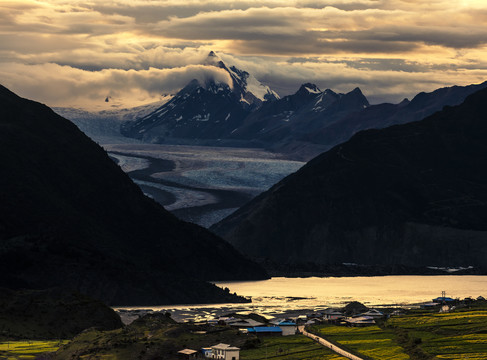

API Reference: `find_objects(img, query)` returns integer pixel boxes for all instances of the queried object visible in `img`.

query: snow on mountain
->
[121,51,280,143]
[54,97,172,139]
[203,50,279,107]
[303,84,321,94]
[55,97,172,122]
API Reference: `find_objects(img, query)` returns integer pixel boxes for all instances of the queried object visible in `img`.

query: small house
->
[273,321,297,336]
[345,316,376,327]
[210,343,240,360]
[229,319,264,328]
[178,349,198,359]
[433,296,455,304]
[323,309,345,323]
[360,309,384,318]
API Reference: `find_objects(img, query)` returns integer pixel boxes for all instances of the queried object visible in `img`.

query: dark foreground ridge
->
[0,288,123,339]
[212,87,487,271]
[0,84,267,305]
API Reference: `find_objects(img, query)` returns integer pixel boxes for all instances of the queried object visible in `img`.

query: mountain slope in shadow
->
[0,85,267,305]
[212,88,487,270]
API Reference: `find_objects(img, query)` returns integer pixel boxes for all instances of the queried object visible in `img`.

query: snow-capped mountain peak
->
[204,50,226,69]
[302,83,322,94]
[202,51,280,107]
[121,51,280,142]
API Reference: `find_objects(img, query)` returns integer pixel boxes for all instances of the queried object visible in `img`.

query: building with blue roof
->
[433,297,455,303]
[246,326,282,336]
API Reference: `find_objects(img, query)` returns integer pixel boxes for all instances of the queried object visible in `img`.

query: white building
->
[210,343,240,360]
[360,309,384,318]
[345,316,376,327]
[276,321,297,336]
[323,309,345,321]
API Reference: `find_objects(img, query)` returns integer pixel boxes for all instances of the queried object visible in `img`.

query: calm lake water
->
[115,276,487,322]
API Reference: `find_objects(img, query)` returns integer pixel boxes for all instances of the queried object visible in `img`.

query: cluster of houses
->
[323,308,385,327]
[418,292,485,313]
[177,293,487,359]
[177,317,301,359]
[208,316,300,336]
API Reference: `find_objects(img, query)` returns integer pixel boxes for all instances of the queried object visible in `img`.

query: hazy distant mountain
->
[211,87,487,271]
[303,81,487,150]
[0,84,267,305]
[121,51,279,143]
[54,99,171,139]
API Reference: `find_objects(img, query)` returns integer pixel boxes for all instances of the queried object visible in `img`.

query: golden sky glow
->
[1,0,487,110]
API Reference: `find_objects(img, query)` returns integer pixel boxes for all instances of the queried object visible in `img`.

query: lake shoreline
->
[259,262,486,278]
[114,275,487,323]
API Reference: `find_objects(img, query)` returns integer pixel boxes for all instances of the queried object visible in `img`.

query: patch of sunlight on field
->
[389,311,487,328]
[436,354,487,360]
[0,340,68,359]
[240,335,348,360]
[360,348,409,360]
[312,325,410,360]
[388,309,487,359]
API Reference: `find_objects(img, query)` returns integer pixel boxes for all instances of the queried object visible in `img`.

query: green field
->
[0,340,68,359]
[388,309,487,360]
[310,324,410,360]
[240,335,348,360]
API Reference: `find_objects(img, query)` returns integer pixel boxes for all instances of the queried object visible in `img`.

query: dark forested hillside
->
[212,88,487,271]
[0,85,267,305]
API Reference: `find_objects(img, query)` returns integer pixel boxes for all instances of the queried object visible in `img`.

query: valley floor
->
[103,142,304,227]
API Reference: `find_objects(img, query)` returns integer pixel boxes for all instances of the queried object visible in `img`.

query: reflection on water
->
[115,276,487,323]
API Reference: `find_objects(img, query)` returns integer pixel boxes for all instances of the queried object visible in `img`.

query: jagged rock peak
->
[399,98,410,106]
[204,50,225,68]
[350,87,364,95]
[298,83,322,94]
[344,87,370,108]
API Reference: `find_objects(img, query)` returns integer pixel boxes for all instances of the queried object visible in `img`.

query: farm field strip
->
[310,325,409,360]
[0,340,68,359]
[388,308,487,359]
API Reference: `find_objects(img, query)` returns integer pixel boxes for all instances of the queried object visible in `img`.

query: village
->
[155,293,487,360]
[2,292,485,360]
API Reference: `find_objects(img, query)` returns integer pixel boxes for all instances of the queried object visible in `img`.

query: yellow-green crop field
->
[240,335,348,360]
[0,340,68,359]
[311,324,410,360]
[388,309,487,360]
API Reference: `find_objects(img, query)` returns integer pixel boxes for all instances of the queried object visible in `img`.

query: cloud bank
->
[1,0,486,109]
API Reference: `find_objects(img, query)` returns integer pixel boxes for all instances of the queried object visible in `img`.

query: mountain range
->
[211,87,487,272]
[117,52,487,160]
[57,52,487,164]
[0,84,267,306]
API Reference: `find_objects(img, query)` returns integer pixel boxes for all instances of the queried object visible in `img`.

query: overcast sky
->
[2,0,487,110]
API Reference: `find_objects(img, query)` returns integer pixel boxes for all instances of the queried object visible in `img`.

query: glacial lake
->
[115,276,487,322]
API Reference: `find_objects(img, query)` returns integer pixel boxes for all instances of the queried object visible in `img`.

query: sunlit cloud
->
[0,0,486,109]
